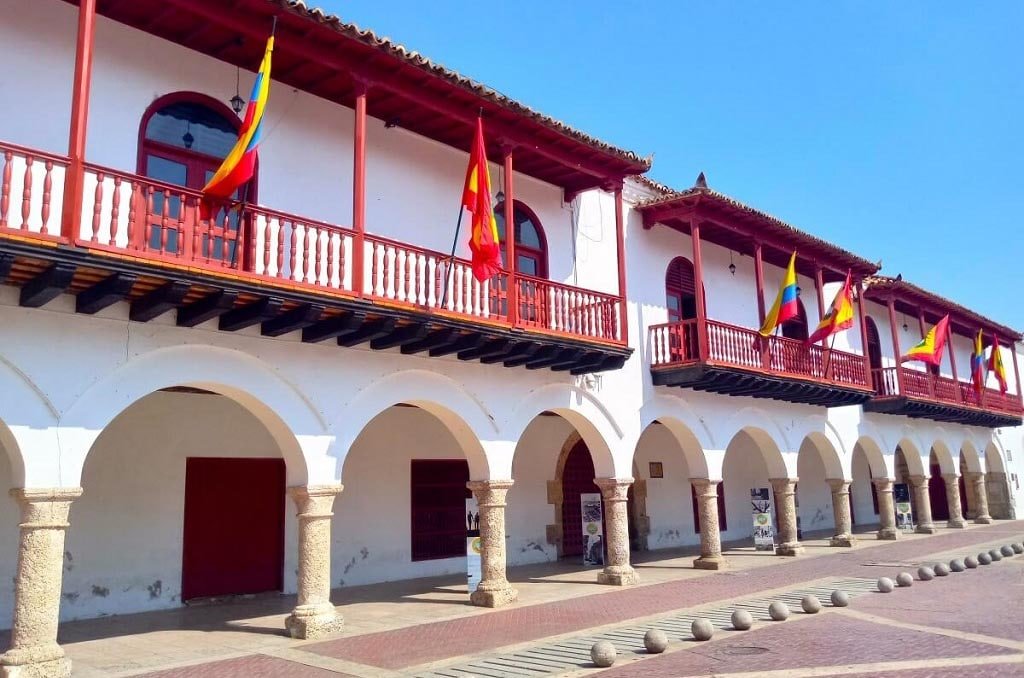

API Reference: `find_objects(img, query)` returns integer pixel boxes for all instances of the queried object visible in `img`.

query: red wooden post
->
[612,181,628,344]
[887,297,904,395]
[691,218,708,361]
[1011,338,1023,408]
[41,161,54,235]
[352,79,369,296]
[753,240,769,369]
[61,0,97,243]
[945,320,962,402]
[917,309,935,398]
[813,263,827,344]
[855,278,873,390]
[502,147,517,326]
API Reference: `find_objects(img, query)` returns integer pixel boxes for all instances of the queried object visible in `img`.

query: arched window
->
[494,201,547,278]
[781,298,809,342]
[865,317,883,371]
[138,93,250,259]
[665,256,698,322]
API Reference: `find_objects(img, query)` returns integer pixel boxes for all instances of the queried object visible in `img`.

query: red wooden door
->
[928,463,949,521]
[561,441,599,557]
[182,457,286,601]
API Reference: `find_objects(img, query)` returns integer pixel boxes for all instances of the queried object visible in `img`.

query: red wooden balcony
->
[0,140,628,374]
[866,366,1022,427]
[648,318,873,406]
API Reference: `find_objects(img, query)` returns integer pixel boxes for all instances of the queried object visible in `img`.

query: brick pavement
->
[137,654,355,677]
[302,521,1024,669]
[593,613,1018,677]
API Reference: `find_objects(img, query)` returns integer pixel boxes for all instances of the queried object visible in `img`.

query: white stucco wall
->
[633,424,698,550]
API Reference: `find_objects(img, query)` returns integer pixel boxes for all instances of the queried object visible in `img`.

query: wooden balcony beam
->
[219,296,283,332]
[130,281,189,322]
[262,303,324,337]
[20,263,75,308]
[76,272,137,314]
[177,290,238,327]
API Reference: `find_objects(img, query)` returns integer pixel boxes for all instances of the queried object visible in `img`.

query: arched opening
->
[781,298,810,342]
[865,317,883,372]
[138,92,249,259]
[926,448,965,521]
[62,389,296,622]
[335,404,482,586]
[850,438,886,528]
[495,200,548,278]
[984,442,1012,519]
[958,455,975,519]
[0,427,18,630]
[795,434,844,538]
[665,256,698,322]
[721,427,787,546]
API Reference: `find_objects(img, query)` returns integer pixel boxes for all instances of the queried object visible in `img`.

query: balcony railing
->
[872,366,1022,417]
[0,140,623,344]
[649,318,871,389]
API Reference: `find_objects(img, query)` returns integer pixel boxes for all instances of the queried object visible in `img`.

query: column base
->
[775,543,803,557]
[0,647,71,678]
[974,516,993,525]
[470,583,519,608]
[597,566,639,586]
[947,518,968,529]
[829,534,855,547]
[876,528,899,540]
[915,524,937,534]
[693,554,727,570]
[285,603,344,640]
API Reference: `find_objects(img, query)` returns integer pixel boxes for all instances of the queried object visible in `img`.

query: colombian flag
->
[462,116,502,281]
[202,32,274,216]
[759,251,799,337]
[988,333,1008,393]
[901,314,949,366]
[805,271,854,345]
[970,329,986,398]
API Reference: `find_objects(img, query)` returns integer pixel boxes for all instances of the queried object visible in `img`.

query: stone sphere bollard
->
[978,552,992,565]
[933,562,950,577]
[949,559,965,572]
[768,601,790,621]
[896,572,914,587]
[1001,545,1014,558]
[591,641,617,667]
[643,629,668,654]
[830,590,850,607]
[877,577,895,593]
[1012,543,1023,554]
[731,609,753,630]
[989,549,1002,562]
[965,555,979,568]
[917,566,935,581]
[801,595,822,613]
[691,618,714,641]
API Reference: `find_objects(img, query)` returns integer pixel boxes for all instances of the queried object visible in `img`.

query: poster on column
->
[466,497,481,594]
[581,492,604,566]
[751,487,774,550]
[893,483,914,532]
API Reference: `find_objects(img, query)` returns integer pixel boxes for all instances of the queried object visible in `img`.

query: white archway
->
[0,356,61,487]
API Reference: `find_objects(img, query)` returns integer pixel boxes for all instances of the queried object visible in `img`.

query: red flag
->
[461,117,502,281]
[805,271,854,345]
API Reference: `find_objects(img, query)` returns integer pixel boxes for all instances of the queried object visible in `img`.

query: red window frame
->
[495,200,548,279]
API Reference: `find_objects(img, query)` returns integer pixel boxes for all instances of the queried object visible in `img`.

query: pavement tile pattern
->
[137,653,356,677]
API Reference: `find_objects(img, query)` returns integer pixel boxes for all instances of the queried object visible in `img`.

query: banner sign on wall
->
[750,487,774,550]
[580,492,604,566]
[893,483,914,532]
[466,497,481,594]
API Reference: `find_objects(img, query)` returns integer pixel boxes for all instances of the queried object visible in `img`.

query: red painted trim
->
[613,185,628,344]
[814,263,827,347]
[62,0,96,242]
[1011,341,1023,406]
[495,199,548,279]
[753,241,769,368]
[856,279,873,390]
[136,91,243,170]
[690,220,708,361]
[945,318,962,402]
[352,82,367,297]
[887,297,904,395]
[503,150,517,325]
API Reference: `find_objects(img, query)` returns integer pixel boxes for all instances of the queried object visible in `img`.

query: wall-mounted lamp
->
[728,251,736,276]
[182,122,194,150]
[902,314,909,331]
[230,67,245,115]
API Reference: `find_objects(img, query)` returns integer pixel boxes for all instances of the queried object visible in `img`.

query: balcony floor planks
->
[0,239,630,376]
[864,396,1021,428]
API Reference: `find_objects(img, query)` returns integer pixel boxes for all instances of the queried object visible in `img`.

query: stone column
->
[827,479,855,547]
[986,472,1012,520]
[908,475,936,534]
[965,472,992,524]
[691,479,726,569]
[770,478,803,556]
[285,485,344,639]
[872,478,899,539]
[0,488,82,678]
[467,480,518,607]
[942,474,967,528]
[594,478,639,585]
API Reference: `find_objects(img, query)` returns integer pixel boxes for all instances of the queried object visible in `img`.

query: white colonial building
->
[0,1,1021,676]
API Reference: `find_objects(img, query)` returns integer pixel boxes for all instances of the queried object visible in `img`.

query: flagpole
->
[822,332,838,380]
[440,205,466,310]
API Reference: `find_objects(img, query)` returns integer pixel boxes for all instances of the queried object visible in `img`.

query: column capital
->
[963,471,984,482]
[769,477,798,494]
[871,477,895,491]
[826,479,852,493]
[689,478,720,497]
[595,477,633,502]
[941,472,960,483]
[907,474,927,486]
[468,479,514,508]
[288,484,343,518]
[10,488,83,528]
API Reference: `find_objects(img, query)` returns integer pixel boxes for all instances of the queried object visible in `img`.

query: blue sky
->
[320,1,1023,330]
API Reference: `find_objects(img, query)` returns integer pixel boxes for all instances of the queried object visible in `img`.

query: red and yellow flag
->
[462,117,502,281]
[901,314,950,366]
[805,271,854,345]
[988,333,1008,393]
